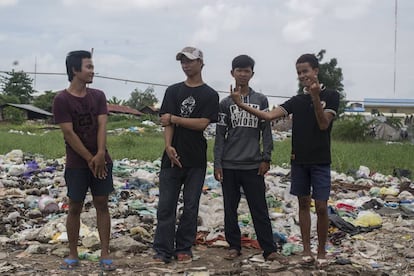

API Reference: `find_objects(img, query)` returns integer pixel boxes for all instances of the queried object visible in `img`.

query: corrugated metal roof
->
[107,104,143,116]
[364,98,414,107]
[140,106,159,112]
[1,103,52,116]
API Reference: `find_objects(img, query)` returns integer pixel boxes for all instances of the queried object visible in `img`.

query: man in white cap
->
[153,46,219,264]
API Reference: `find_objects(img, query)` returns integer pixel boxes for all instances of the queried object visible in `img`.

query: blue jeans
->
[153,167,206,262]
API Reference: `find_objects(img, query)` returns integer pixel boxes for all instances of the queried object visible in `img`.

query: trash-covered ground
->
[0,149,414,275]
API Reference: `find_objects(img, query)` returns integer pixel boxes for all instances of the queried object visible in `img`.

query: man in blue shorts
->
[53,50,115,271]
[230,54,340,269]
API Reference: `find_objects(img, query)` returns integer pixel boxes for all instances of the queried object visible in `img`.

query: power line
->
[0,70,412,104]
[0,70,290,99]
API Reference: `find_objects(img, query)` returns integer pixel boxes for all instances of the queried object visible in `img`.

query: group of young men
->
[53,46,339,271]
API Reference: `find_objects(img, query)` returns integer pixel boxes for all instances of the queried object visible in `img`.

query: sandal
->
[151,255,167,264]
[299,255,315,266]
[99,259,116,271]
[224,249,241,260]
[60,258,79,270]
[316,258,330,269]
[176,253,192,264]
[265,252,289,264]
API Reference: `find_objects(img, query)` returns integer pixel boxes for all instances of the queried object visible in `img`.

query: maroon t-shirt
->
[52,88,112,168]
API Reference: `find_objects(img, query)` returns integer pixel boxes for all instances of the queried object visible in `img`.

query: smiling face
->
[73,58,94,84]
[296,62,319,88]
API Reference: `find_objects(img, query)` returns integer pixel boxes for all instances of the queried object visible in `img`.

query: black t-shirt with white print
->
[279,87,340,165]
[159,82,219,168]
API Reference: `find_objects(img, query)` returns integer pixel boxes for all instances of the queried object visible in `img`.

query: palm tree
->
[107,96,126,105]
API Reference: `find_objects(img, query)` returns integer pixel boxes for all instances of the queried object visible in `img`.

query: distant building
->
[107,104,143,116]
[343,99,414,119]
[0,103,52,121]
[344,102,365,113]
[364,98,414,114]
[139,105,159,116]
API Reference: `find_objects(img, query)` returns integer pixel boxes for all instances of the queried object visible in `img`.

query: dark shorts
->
[64,164,114,202]
[290,163,331,201]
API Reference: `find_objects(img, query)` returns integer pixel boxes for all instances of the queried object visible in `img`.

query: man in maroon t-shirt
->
[52,50,115,271]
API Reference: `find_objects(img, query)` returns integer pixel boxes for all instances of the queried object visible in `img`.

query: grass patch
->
[331,140,413,176]
[107,132,164,161]
[0,120,413,178]
[0,130,64,158]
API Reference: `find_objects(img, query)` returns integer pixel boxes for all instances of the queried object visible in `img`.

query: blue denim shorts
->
[64,164,114,202]
[290,163,331,201]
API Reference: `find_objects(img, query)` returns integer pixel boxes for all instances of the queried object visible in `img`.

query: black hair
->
[296,54,319,69]
[65,50,92,81]
[232,55,255,70]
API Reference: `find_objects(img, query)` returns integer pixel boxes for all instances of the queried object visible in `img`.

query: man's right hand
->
[160,113,172,126]
[214,168,223,183]
[165,146,182,168]
[230,84,243,106]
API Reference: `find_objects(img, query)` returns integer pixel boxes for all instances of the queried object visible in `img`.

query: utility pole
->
[34,56,37,90]
[393,0,398,95]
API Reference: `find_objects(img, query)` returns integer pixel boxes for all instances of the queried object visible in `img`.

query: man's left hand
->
[258,161,270,176]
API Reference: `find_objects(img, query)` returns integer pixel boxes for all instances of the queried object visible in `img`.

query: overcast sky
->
[0,0,412,107]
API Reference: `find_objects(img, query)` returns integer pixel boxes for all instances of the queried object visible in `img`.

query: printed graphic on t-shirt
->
[230,103,259,128]
[217,112,227,126]
[180,96,196,117]
[78,113,93,127]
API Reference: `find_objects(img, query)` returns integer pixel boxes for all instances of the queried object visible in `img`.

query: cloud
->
[192,3,249,44]
[0,0,18,7]
[281,0,329,43]
[332,0,374,20]
[285,0,328,16]
[280,0,375,44]
[282,18,315,43]
[285,0,373,19]
[60,0,181,12]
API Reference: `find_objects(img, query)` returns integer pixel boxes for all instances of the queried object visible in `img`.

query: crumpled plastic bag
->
[353,211,382,227]
[379,186,399,196]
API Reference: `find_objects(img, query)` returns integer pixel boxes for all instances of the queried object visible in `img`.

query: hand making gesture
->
[165,145,182,168]
[307,75,321,97]
[230,84,243,105]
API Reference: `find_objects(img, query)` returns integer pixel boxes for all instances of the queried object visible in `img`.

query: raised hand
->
[308,75,321,97]
[230,84,243,105]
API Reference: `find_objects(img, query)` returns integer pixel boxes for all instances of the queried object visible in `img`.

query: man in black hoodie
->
[214,55,288,264]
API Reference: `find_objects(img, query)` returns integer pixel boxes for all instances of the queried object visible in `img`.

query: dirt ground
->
[0,245,403,276]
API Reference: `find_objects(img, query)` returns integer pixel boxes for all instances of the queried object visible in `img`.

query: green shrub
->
[3,106,26,124]
[139,113,159,122]
[385,116,403,129]
[332,116,374,142]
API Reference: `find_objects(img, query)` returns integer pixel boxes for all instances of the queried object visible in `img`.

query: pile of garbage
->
[0,149,413,274]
